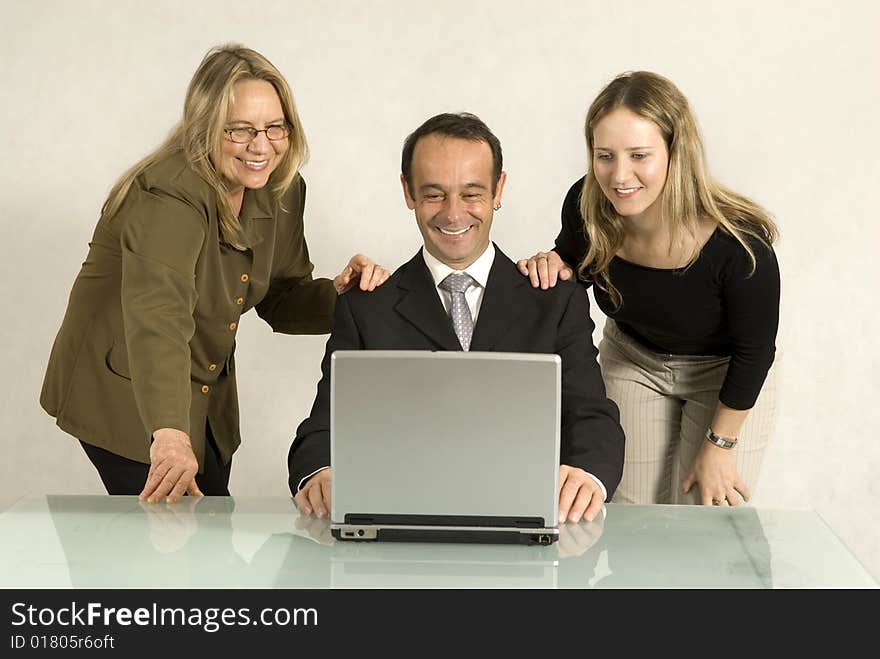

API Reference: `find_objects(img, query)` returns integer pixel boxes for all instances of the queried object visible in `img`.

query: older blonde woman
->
[519,71,780,507]
[41,44,388,502]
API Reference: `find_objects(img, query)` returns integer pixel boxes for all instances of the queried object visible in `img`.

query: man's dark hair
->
[401,112,503,194]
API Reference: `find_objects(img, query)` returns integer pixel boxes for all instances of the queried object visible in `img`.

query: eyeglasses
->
[224,124,290,144]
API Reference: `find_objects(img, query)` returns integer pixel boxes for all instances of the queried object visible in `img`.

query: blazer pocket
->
[105,342,132,381]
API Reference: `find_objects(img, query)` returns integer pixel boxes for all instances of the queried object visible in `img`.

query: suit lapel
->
[470,247,527,351]
[394,251,462,351]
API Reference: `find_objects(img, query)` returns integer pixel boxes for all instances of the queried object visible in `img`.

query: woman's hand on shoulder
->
[516,250,573,289]
[139,428,203,504]
[333,254,391,294]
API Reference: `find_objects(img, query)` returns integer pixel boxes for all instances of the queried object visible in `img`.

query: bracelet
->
[705,427,737,449]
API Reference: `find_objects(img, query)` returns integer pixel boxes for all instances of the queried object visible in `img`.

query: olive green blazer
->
[41,151,337,469]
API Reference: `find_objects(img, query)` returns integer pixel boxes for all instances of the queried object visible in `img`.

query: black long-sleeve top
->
[554,177,779,410]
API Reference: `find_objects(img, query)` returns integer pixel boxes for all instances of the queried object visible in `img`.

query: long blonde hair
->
[101,44,308,249]
[578,71,778,307]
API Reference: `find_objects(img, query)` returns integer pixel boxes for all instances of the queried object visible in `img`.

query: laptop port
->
[337,526,378,540]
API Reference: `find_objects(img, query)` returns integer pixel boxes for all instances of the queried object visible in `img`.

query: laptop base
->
[332,524,559,546]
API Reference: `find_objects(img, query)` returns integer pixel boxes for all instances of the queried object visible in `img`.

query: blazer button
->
[208,363,217,372]
[228,322,237,331]
[201,385,210,394]
[235,296,244,305]
[240,273,249,283]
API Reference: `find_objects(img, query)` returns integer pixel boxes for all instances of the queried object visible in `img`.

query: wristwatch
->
[705,427,737,449]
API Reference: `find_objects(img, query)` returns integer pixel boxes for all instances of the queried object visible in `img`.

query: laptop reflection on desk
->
[329,351,561,546]
[329,541,559,589]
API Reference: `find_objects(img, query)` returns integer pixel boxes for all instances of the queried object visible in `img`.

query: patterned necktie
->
[438,272,477,351]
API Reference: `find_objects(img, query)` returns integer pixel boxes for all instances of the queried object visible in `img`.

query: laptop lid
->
[330,351,561,545]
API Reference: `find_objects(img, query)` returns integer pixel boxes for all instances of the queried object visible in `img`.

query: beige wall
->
[4,0,878,580]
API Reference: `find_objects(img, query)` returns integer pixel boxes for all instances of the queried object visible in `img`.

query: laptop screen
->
[330,351,561,534]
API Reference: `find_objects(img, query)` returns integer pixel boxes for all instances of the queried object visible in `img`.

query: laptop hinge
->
[344,513,545,527]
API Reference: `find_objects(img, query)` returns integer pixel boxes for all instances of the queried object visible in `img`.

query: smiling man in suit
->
[288,112,625,525]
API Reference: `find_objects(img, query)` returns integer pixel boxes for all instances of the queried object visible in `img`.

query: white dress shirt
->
[421,243,494,325]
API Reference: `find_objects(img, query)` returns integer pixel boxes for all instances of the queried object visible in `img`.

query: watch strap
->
[705,427,737,449]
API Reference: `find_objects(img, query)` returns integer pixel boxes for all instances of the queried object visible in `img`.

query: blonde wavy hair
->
[101,44,308,249]
[578,71,778,307]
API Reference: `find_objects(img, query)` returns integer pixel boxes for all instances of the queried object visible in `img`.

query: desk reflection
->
[0,496,869,588]
[46,496,248,587]
[265,505,772,588]
[44,497,605,588]
[254,513,606,588]
[556,505,772,588]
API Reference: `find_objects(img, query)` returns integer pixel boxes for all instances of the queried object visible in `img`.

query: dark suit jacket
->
[288,246,625,499]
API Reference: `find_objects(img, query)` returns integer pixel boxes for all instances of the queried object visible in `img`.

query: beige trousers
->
[599,321,779,505]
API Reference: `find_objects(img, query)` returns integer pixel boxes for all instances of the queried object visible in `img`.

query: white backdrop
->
[4,0,878,580]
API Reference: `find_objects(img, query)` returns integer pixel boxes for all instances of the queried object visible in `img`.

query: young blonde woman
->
[519,71,780,507]
[41,44,389,502]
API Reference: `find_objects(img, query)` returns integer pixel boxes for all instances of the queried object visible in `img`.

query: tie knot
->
[439,272,476,295]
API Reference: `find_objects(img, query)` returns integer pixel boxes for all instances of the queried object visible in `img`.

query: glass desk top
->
[0,496,874,588]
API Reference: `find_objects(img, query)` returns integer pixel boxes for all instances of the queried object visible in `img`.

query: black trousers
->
[80,422,232,496]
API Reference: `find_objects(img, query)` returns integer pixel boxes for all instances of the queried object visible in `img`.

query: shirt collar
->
[421,243,495,290]
[240,185,274,221]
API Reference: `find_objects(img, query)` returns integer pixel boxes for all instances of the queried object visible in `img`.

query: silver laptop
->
[330,350,561,545]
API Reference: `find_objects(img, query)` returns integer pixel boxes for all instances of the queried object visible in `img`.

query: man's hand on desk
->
[557,464,604,524]
[295,468,332,517]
